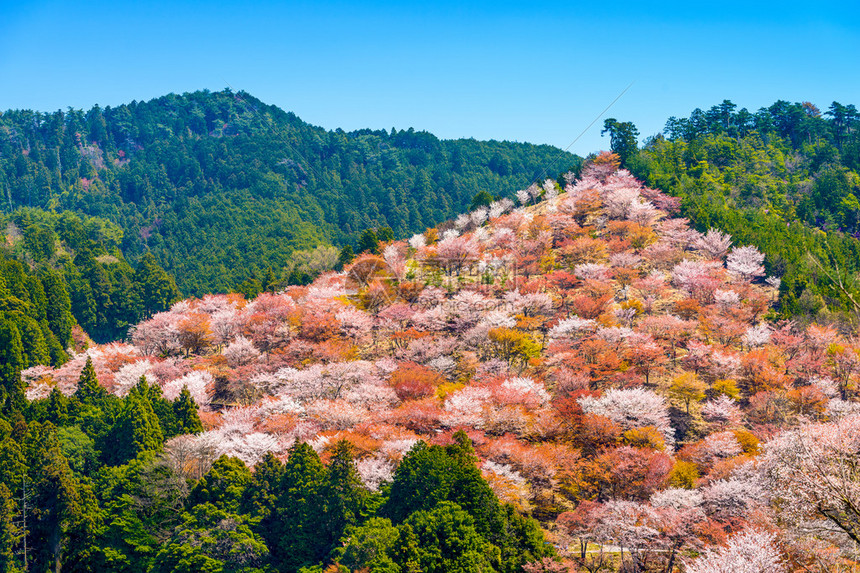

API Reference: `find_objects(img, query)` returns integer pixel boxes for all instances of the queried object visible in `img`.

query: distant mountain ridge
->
[0,89,580,295]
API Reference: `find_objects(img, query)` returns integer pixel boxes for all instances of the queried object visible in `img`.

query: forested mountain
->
[605,99,860,321]
[0,90,579,295]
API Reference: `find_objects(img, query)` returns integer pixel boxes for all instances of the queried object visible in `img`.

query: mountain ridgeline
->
[0,89,580,295]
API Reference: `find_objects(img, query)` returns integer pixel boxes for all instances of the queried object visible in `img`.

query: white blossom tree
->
[685,529,786,573]
[579,387,675,446]
[727,245,766,280]
[761,415,860,546]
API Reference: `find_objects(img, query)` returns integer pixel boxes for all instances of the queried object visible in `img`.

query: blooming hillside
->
[27,152,860,571]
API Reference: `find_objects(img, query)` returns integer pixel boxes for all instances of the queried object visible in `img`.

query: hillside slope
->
[21,153,860,571]
[0,90,579,294]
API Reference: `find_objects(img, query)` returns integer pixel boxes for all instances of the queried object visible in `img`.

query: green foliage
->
[74,356,106,407]
[0,483,22,573]
[188,456,252,514]
[97,454,190,572]
[331,517,401,572]
[24,421,101,571]
[0,404,550,573]
[384,432,552,572]
[324,441,367,543]
[602,118,640,167]
[103,380,164,466]
[337,244,354,269]
[152,503,269,573]
[0,317,25,413]
[41,270,75,348]
[629,98,860,320]
[403,501,500,573]
[57,425,98,475]
[133,251,181,319]
[357,228,381,254]
[173,386,203,435]
[240,452,285,523]
[470,190,495,211]
[1,209,177,343]
[271,442,330,571]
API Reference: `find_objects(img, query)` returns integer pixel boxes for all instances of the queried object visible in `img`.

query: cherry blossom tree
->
[685,529,786,573]
[743,323,772,348]
[442,386,492,428]
[113,359,158,396]
[434,235,481,276]
[162,370,213,408]
[579,388,675,446]
[177,312,214,356]
[355,455,394,492]
[222,336,261,367]
[701,476,763,522]
[408,233,427,250]
[131,311,182,355]
[557,500,607,562]
[726,245,766,280]
[701,396,744,427]
[697,229,733,260]
[761,415,860,546]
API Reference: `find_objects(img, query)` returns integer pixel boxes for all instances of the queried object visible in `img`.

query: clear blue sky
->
[1,0,858,155]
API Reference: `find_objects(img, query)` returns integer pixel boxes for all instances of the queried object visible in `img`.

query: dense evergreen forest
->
[0,209,179,343]
[606,100,860,321]
[0,90,579,295]
[0,362,549,572]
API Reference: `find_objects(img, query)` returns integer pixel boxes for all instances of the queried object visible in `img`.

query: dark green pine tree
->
[25,274,48,322]
[324,440,367,552]
[133,252,181,320]
[26,423,100,573]
[392,523,422,573]
[151,504,268,573]
[74,357,106,407]
[0,483,22,573]
[187,456,251,514]
[272,442,329,571]
[262,267,278,293]
[241,451,284,524]
[0,318,25,413]
[172,387,203,435]
[601,118,640,167]
[470,190,494,211]
[73,248,114,338]
[337,244,355,269]
[40,270,75,348]
[106,386,164,465]
[382,430,553,572]
[356,229,380,254]
[18,316,49,368]
[132,377,180,439]
[46,389,69,426]
[0,425,27,494]
[39,319,68,366]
